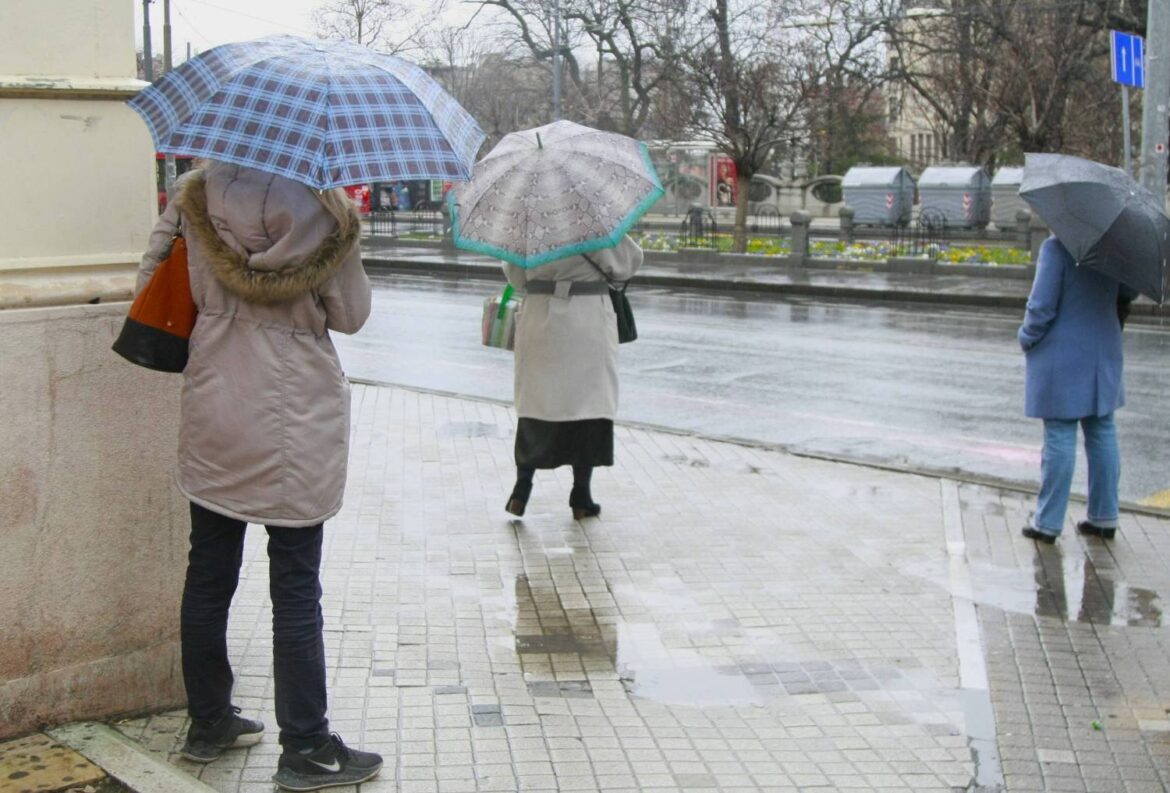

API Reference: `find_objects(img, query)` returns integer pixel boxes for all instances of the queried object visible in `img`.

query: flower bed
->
[631,232,1031,266]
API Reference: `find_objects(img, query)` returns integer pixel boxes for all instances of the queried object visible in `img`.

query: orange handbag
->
[111,235,197,373]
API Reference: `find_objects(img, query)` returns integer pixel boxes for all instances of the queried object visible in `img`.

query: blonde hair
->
[314,186,360,240]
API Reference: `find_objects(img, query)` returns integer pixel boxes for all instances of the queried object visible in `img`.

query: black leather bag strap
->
[581,253,629,293]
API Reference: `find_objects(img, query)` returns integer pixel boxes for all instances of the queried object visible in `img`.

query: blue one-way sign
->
[1111,30,1145,88]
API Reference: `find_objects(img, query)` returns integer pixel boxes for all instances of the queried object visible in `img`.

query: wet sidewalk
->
[112,383,1170,793]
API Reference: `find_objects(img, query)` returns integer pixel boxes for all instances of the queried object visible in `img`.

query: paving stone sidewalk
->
[114,383,1170,793]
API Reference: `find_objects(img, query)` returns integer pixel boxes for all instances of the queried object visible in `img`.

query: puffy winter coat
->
[503,236,643,421]
[137,163,371,526]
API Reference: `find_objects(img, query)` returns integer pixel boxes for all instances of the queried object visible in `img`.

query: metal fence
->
[367,208,447,237]
[890,208,948,259]
[679,207,718,248]
[748,204,782,237]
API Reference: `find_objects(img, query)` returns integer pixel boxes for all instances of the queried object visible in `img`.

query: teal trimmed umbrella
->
[448,120,664,267]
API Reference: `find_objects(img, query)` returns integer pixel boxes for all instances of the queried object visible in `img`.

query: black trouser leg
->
[512,467,535,500]
[266,524,329,751]
[182,503,247,723]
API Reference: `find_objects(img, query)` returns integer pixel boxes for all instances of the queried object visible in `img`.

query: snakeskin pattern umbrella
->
[449,120,664,268]
[128,35,484,189]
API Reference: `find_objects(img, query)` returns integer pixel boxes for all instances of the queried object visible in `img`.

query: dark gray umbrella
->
[1019,152,1168,303]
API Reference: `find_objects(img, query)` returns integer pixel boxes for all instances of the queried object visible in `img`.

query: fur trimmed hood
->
[172,168,360,305]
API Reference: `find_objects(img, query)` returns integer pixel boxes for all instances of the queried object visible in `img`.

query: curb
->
[46,723,215,793]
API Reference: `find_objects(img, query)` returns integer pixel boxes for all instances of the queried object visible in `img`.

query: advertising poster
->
[709,155,737,208]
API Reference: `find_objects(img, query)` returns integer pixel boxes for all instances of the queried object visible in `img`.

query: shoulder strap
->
[582,253,629,292]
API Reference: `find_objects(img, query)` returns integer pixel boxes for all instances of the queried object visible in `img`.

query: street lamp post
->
[162,0,177,194]
[141,0,153,81]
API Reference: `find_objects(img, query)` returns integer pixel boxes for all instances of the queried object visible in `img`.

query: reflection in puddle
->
[904,547,1162,627]
[1032,547,1162,627]
[614,623,766,707]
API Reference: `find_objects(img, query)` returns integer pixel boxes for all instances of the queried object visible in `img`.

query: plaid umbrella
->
[128,35,485,189]
[1020,153,1168,303]
[449,120,664,267]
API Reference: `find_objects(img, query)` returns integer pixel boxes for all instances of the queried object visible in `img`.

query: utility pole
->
[163,0,177,194]
[141,0,153,81]
[552,0,562,120]
[1140,0,1170,201]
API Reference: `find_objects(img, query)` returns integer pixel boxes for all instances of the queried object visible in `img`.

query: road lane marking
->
[1139,488,1170,508]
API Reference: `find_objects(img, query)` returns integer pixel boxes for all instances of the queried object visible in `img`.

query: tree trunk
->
[733,171,750,253]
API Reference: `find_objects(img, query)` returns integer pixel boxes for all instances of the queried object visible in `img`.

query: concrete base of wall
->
[0,302,188,739]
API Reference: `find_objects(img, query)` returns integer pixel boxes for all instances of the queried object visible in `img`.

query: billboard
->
[709,155,737,207]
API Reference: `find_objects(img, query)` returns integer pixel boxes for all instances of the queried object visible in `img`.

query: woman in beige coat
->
[136,161,382,790]
[502,235,643,518]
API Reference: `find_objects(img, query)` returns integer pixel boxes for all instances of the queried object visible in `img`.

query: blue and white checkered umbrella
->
[128,35,485,189]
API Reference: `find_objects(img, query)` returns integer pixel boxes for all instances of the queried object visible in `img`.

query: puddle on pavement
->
[508,574,960,713]
[1031,546,1162,626]
[903,547,1162,627]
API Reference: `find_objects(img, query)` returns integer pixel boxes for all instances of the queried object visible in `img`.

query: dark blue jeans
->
[181,502,329,750]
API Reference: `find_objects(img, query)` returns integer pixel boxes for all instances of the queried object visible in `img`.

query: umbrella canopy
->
[128,35,485,189]
[449,120,664,268]
[1020,152,1168,302]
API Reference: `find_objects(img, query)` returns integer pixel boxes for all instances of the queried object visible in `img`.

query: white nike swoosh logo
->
[309,759,341,772]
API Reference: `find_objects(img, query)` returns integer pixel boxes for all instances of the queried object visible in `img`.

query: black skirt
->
[515,418,614,469]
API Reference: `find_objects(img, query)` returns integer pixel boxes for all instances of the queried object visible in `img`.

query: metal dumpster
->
[917,165,991,229]
[990,166,1026,230]
[841,166,915,226]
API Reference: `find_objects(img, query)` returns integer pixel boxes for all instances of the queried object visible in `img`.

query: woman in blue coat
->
[1018,236,1135,543]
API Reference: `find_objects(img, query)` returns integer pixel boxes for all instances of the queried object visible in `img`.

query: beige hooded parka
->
[137,163,371,527]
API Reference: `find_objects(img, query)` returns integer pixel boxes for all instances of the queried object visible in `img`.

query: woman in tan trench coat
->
[501,235,643,518]
[136,161,382,790]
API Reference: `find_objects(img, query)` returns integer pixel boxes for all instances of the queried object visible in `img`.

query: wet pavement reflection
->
[1032,544,1162,627]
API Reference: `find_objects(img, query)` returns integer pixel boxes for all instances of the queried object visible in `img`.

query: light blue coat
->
[1019,236,1130,419]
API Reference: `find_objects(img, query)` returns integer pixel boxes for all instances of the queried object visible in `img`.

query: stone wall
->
[0,304,188,738]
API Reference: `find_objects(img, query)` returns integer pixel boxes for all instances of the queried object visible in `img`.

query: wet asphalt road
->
[334,272,1170,507]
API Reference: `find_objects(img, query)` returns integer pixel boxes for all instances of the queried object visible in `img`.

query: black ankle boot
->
[506,480,533,516]
[569,487,601,519]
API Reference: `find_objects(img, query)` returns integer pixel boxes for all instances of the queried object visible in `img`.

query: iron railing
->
[679,207,718,248]
[891,208,948,259]
[367,208,446,237]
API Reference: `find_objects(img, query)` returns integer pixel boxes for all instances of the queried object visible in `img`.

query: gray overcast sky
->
[133,0,487,56]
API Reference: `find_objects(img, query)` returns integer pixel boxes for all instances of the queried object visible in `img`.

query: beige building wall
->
[0,0,187,738]
[0,1,157,308]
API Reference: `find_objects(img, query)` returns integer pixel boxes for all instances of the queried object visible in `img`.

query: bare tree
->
[885,2,1007,165]
[469,0,691,136]
[680,0,821,251]
[313,0,450,55]
[887,0,1122,167]
[798,0,898,175]
[989,0,1115,157]
[422,25,552,150]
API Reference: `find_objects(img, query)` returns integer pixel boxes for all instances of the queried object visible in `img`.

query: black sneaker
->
[272,733,383,791]
[181,706,264,762]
